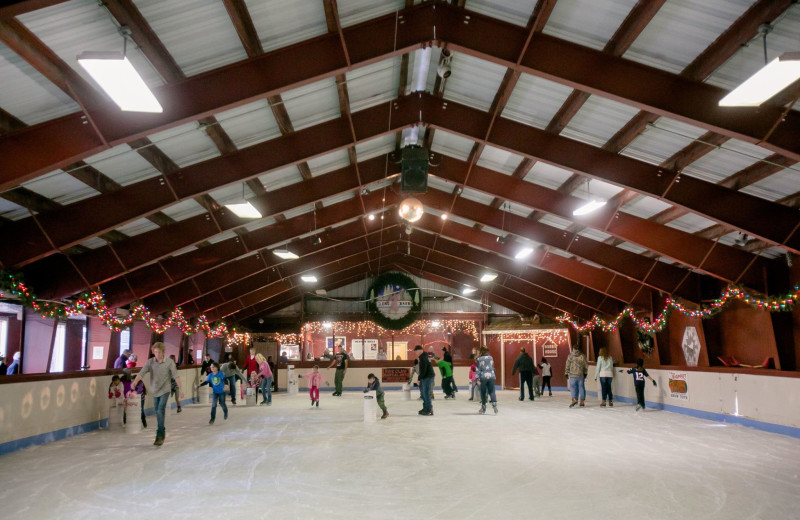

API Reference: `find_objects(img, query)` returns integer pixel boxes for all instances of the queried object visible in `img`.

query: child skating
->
[364,373,389,419]
[620,358,657,410]
[200,362,228,424]
[298,365,329,408]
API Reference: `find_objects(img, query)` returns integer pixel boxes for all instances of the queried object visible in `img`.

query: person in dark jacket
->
[511,347,536,401]
[113,349,130,369]
[0,355,7,375]
[201,353,215,376]
[6,352,21,375]
[415,345,434,415]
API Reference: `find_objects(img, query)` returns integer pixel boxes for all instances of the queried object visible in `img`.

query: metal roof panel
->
[245,0,328,53]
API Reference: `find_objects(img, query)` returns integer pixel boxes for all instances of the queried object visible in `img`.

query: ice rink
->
[1,389,798,520]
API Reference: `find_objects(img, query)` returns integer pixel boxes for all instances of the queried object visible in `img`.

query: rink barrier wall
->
[0,367,202,456]
[585,366,800,438]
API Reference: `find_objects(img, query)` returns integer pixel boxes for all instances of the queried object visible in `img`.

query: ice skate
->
[601,400,607,407]
[153,435,164,446]
[609,400,613,407]
[635,405,642,411]
[380,411,389,419]
[492,403,498,414]
[579,400,585,407]
[315,400,319,407]
[479,405,486,414]
[209,419,214,425]
[569,399,578,408]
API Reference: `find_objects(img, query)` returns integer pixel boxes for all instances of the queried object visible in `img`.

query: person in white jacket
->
[594,347,615,407]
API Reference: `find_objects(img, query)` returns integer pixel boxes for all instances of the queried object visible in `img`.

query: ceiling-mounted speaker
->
[401,145,429,193]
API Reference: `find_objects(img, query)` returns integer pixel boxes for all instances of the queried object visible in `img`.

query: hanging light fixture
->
[572,179,606,216]
[398,197,424,222]
[77,27,162,113]
[719,25,800,107]
[225,183,262,219]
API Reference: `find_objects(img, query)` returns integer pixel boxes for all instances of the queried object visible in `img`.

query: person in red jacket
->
[242,347,258,378]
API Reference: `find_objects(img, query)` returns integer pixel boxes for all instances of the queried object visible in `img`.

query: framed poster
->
[353,339,379,360]
[326,337,346,353]
[92,346,104,360]
[386,341,408,360]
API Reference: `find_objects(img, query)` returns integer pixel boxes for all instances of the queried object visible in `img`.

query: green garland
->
[366,272,423,330]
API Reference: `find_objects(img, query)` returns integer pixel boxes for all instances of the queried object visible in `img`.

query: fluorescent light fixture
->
[719,53,800,107]
[300,275,317,283]
[225,201,262,219]
[572,199,607,216]
[273,249,299,260]
[462,286,477,295]
[77,52,162,112]
[515,247,534,260]
[480,272,497,282]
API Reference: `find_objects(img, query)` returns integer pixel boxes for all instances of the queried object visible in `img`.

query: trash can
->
[200,385,211,405]
[363,390,377,423]
[245,387,257,406]
[401,383,411,401]
[287,365,298,395]
[108,400,124,430]
[125,394,142,434]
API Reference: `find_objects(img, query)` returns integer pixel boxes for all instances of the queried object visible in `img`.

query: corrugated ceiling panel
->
[115,217,159,237]
[544,0,640,51]
[742,166,800,202]
[477,145,524,175]
[577,178,625,200]
[282,77,341,131]
[578,228,613,242]
[620,195,672,219]
[347,57,401,113]
[337,0,405,28]
[464,0,539,27]
[756,246,787,260]
[445,213,477,229]
[682,139,771,184]
[538,214,573,230]
[243,216,276,232]
[207,182,250,205]
[245,0,328,53]
[623,0,753,74]
[355,135,395,162]
[562,94,642,147]
[21,169,99,204]
[664,212,716,233]
[523,162,574,190]
[405,47,442,95]
[622,117,707,165]
[706,7,800,91]
[18,0,165,89]
[78,237,108,249]
[616,241,648,254]
[0,199,28,221]
[459,186,495,206]
[81,144,161,186]
[159,199,206,221]
[0,42,79,125]
[170,245,198,257]
[266,301,302,318]
[427,175,458,194]
[505,200,531,217]
[502,73,574,129]
[443,53,507,112]
[321,190,356,208]
[206,230,238,245]
[307,149,350,176]
[431,130,475,160]
[259,165,304,191]
[214,99,282,150]
[283,202,317,221]
[134,0,247,76]
[146,121,220,168]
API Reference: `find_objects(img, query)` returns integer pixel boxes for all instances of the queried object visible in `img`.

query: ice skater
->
[468,361,477,401]
[200,363,228,424]
[221,360,246,405]
[564,346,588,408]
[475,347,498,414]
[620,358,657,410]
[298,365,329,408]
[364,373,388,419]
[415,345,434,415]
[511,347,535,401]
[168,355,182,413]
[594,347,615,407]
[256,353,273,405]
[539,357,552,396]
[131,342,182,445]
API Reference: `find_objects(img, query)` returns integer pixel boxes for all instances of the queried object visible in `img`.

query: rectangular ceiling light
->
[273,249,299,260]
[572,199,606,216]
[77,52,162,113]
[300,275,317,283]
[514,247,534,260]
[480,273,497,282]
[719,53,800,107]
[461,286,477,295]
[225,202,262,219]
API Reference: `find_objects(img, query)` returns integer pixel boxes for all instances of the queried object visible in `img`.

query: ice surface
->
[1,390,798,520]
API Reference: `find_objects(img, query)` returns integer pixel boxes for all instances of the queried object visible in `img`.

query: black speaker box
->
[401,146,429,193]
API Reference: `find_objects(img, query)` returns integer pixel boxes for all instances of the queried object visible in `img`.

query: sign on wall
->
[542,339,559,358]
[382,367,410,383]
[326,337,346,353]
[92,346,104,360]
[353,339,379,360]
[668,371,689,401]
[682,326,700,367]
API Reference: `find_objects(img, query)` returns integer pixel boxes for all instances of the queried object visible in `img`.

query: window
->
[0,318,7,358]
[49,323,66,373]
[120,328,131,355]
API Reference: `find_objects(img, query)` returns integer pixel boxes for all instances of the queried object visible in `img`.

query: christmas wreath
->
[366,272,422,330]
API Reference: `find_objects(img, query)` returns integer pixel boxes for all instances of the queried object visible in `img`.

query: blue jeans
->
[227,376,237,403]
[420,376,434,411]
[211,392,228,421]
[599,377,613,402]
[152,393,169,438]
[568,377,586,401]
[479,378,496,405]
[260,377,273,403]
